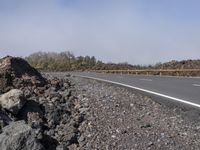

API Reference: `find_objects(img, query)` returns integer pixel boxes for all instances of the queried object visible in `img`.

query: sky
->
[0,0,200,65]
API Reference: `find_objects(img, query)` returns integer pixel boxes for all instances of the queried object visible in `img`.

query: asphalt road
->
[73,72,200,108]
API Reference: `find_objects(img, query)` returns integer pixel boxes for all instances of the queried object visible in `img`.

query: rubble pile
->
[0,56,82,150]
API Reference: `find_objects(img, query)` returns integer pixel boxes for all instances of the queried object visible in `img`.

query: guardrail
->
[91,69,200,76]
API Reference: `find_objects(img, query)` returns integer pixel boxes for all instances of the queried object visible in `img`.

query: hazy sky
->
[0,0,200,64]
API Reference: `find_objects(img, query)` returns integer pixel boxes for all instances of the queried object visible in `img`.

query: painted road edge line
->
[76,75,200,108]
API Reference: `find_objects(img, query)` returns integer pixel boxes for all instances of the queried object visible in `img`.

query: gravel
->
[72,76,200,150]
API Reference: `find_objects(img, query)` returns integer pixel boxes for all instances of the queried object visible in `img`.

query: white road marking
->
[76,75,200,108]
[139,79,152,81]
[193,84,200,87]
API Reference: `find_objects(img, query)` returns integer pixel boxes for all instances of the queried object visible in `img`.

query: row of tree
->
[25,51,148,71]
[25,51,105,71]
[25,51,200,71]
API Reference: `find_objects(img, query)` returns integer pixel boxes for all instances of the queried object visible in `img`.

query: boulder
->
[0,89,26,115]
[0,56,46,93]
[0,121,44,150]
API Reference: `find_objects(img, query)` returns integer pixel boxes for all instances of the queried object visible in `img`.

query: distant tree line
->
[25,51,145,71]
[25,51,101,71]
[25,51,200,71]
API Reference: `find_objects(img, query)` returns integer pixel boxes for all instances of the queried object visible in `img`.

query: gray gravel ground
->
[72,76,200,150]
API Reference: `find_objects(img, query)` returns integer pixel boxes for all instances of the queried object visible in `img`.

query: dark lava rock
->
[0,60,82,150]
[0,56,46,93]
[0,121,44,150]
[17,100,44,123]
[0,109,13,131]
[56,144,68,150]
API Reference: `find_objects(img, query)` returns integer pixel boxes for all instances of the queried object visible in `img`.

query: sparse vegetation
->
[25,51,200,75]
[25,51,99,71]
[25,51,140,71]
[154,60,200,69]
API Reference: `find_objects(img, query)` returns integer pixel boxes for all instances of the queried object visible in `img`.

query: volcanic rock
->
[0,89,26,115]
[0,60,82,149]
[0,56,46,93]
[0,121,44,150]
[0,109,13,130]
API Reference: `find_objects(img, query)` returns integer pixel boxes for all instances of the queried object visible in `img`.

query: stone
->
[17,100,43,122]
[0,110,13,129]
[147,141,154,147]
[27,112,44,129]
[141,123,152,129]
[0,121,44,150]
[0,89,26,114]
[0,56,46,93]
[79,108,89,114]
[56,144,68,150]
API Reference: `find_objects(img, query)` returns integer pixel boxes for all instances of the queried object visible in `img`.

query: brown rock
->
[0,56,46,93]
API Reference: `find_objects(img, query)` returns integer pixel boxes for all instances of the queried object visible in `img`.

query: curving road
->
[73,72,200,108]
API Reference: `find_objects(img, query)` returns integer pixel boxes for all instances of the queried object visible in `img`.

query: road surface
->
[73,72,200,108]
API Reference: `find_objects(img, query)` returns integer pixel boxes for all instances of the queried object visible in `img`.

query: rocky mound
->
[0,56,46,93]
[0,57,83,150]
